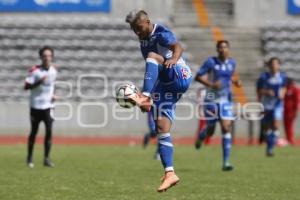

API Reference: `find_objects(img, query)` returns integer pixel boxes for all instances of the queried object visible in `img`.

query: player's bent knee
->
[156,118,172,133]
[147,52,164,63]
[147,52,159,58]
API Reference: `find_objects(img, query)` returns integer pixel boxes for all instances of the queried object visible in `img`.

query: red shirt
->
[284,83,300,117]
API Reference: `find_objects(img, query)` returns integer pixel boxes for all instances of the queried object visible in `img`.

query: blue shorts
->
[151,64,192,122]
[204,101,235,126]
[263,105,283,123]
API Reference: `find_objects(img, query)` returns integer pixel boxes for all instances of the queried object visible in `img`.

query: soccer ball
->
[116,83,138,108]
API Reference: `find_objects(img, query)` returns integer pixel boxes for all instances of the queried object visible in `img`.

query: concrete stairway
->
[172,0,263,102]
[204,0,234,27]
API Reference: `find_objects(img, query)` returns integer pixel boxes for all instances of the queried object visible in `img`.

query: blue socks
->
[158,133,174,171]
[266,130,278,154]
[143,58,159,96]
[222,133,232,165]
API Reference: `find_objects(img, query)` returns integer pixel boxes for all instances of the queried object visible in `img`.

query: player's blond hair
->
[125,10,148,25]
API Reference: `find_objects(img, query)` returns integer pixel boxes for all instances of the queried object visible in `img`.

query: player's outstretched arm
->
[231,73,242,87]
[258,88,275,97]
[279,87,287,100]
[195,58,222,90]
[195,74,222,90]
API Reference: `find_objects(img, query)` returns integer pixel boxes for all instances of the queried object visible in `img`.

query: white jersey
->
[25,65,57,110]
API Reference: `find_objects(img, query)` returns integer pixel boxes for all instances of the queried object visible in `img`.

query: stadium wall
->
[0,102,202,136]
[0,101,269,138]
[234,0,300,27]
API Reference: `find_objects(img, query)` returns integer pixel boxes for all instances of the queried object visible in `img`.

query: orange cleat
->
[157,171,180,193]
[129,92,153,112]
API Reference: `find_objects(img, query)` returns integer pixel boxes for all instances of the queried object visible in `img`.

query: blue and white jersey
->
[257,71,287,110]
[197,57,236,103]
[139,24,186,67]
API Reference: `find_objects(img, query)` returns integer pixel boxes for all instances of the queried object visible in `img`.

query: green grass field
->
[0,144,299,200]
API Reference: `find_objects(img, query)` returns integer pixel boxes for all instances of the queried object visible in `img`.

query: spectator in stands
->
[24,46,57,168]
[284,77,299,145]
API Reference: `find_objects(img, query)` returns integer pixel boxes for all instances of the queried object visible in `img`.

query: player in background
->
[143,112,156,148]
[24,46,57,168]
[283,78,299,145]
[194,86,211,145]
[125,10,192,192]
[257,57,287,156]
[143,112,160,160]
[194,40,241,171]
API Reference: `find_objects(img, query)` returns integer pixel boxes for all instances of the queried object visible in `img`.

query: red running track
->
[0,135,299,146]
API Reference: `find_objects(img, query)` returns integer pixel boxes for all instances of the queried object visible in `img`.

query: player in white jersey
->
[24,46,57,168]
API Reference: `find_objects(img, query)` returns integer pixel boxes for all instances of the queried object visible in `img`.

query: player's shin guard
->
[266,129,278,155]
[222,133,232,165]
[158,133,174,172]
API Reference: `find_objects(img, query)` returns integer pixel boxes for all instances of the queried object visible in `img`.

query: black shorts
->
[30,108,54,124]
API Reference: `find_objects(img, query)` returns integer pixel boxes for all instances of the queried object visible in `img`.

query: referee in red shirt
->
[284,78,299,145]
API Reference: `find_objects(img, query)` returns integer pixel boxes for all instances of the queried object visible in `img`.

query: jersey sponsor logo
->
[221,64,226,71]
[149,35,156,43]
[227,64,233,71]
[140,40,149,47]
[140,35,156,47]
[268,76,283,85]
[214,64,233,71]
[140,39,154,47]
[181,67,192,79]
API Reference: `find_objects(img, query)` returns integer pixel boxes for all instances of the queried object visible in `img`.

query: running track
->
[0,135,299,146]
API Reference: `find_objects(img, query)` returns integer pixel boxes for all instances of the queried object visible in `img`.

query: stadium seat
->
[262,23,300,77]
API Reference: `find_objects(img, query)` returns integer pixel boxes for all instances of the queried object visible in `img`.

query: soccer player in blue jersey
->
[194,40,241,171]
[257,57,287,157]
[143,112,157,148]
[125,10,192,192]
